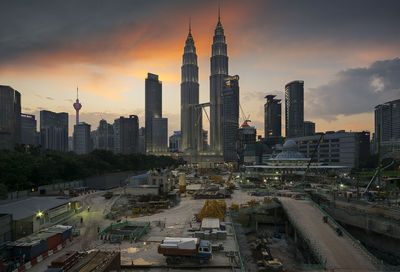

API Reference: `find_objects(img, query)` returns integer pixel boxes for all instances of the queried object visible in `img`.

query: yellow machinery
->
[196,200,226,222]
[229,203,239,211]
[209,175,224,184]
[225,167,235,189]
[247,200,259,207]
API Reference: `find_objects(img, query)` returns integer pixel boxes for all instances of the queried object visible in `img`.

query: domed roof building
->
[274,140,308,161]
[242,140,347,185]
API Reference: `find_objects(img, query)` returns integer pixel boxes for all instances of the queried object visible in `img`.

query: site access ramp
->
[278,197,380,271]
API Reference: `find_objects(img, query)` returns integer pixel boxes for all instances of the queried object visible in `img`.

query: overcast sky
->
[1,0,399,137]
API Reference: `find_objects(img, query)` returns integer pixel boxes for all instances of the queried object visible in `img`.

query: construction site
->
[1,154,399,272]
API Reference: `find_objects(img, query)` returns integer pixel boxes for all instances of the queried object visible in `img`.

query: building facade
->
[114,115,139,154]
[145,73,162,153]
[304,121,316,136]
[210,14,228,154]
[92,119,114,151]
[222,75,239,162]
[180,23,202,153]
[21,113,39,146]
[0,85,21,150]
[169,131,181,152]
[73,122,91,155]
[237,121,257,164]
[138,127,145,154]
[285,80,304,138]
[40,110,68,152]
[151,117,168,153]
[264,95,282,139]
[290,130,370,168]
[374,99,400,157]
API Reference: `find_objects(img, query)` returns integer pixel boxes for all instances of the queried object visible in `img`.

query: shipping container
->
[12,239,46,261]
[50,225,72,241]
[45,232,62,250]
[49,251,78,268]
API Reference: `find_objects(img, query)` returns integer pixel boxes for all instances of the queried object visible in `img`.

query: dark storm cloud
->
[1,0,399,65]
[251,0,400,46]
[0,0,200,63]
[306,58,400,120]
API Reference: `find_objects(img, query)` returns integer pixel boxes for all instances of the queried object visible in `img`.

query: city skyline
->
[0,1,399,137]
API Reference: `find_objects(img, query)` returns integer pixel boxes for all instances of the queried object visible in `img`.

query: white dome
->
[282,140,298,152]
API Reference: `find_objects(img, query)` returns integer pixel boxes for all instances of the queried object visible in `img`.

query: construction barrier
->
[12,237,73,272]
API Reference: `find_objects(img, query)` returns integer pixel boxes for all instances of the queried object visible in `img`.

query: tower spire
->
[218,3,220,23]
[76,86,79,99]
[189,17,191,34]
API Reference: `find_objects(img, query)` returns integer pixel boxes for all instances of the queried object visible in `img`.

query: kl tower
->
[73,87,82,124]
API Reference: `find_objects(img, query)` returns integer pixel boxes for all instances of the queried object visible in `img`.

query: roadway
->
[279,197,379,271]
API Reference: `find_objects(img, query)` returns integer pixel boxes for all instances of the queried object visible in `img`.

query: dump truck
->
[158,237,212,265]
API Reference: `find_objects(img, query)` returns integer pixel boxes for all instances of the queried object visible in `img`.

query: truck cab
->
[197,240,212,260]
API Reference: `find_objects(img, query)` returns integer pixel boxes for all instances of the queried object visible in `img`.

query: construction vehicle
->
[158,237,212,265]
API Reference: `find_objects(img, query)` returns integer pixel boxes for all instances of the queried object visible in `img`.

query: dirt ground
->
[30,185,263,271]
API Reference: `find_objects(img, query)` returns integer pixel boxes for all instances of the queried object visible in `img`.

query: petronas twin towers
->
[180,12,228,155]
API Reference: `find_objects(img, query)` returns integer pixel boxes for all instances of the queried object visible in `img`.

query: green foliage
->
[0,149,185,192]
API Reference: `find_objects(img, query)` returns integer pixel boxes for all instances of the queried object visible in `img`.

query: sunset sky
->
[1,0,399,138]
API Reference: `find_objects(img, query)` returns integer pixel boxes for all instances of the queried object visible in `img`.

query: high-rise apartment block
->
[73,122,91,155]
[21,113,39,146]
[264,95,281,139]
[145,73,162,153]
[40,110,68,152]
[285,80,304,138]
[180,23,202,153]
[114,115,139,154]
[210,14,228,154]
[0,85,21,150]
[222,75,239,162]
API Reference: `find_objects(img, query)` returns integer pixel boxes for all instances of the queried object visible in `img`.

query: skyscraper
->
[92,119,114,151]
[169,131,181,152]
[0,85,21,150]
[210,9,228,154]
[40,110,68,152]
[73,122,91,155]
[264,95,282,139]
[151,118,168,153]
[285,80,304,138]
[145,73,162,153]
[374,99,400,155]
[181,21,202,153]
[138,127,145,154]
[222,75,239,162]
[114,115,139,154]
[21,113,39,146]
[304,121,316,136]
[375,99,400,142]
